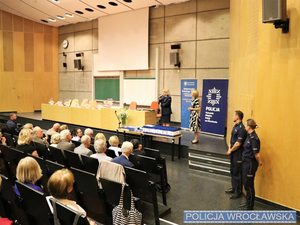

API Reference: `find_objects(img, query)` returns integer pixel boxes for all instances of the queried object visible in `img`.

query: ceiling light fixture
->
[51,0,60,3]
[75,10,84,14]
[41,19,48,23]
[85,8,94,12]
[123,0,132,2]
[48,18,57,22]
[65,13,73,17]
[56,15,65,20]
[97,5,106,9]
[108,2,118,6]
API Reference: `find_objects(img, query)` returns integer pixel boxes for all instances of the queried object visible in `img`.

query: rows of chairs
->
[0,142,171,225]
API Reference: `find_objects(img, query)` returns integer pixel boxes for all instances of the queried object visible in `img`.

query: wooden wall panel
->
[44,33,53,72]
[24,33,34,72]
[13,15,23,32]
[2,11,12,31]
[24,19,33,33]
[3,32,14,71]
[34,22,44,33]
[16,78,34,112]
[0,11,2,31]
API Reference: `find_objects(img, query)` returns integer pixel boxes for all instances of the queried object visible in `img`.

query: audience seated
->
[16,128,39,157]
[46,123,60,137]
[131,139,145,156]
[23,123,33,130]
[94,132,106,143]
[32,126,49,146]
[74,135,93,158]
[91,139,112,163]
[59,124,68,133]
[84,128,94,144]
[108,135,121,157]
[50,133,61,148]
[57,129,75,152]
[6,113,18,134]
[13,157,43,196]
[71,128,82,142]
[0,131,7,145]
[47,169,95,225]
[112,141,134,168]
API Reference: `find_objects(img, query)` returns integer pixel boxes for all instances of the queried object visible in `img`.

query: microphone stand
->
[115,110,122,128]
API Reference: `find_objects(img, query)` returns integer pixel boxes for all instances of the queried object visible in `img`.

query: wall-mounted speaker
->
[76,52,84,57]
[171,43,181,50]
[63,62,67,68]
[262,0,286,23]
[74,59,82,70]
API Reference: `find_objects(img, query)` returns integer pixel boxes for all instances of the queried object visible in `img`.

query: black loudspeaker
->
[74,59,81,69]
[63,62,67,68]
[171,43,181,50]
[262,0,286,23]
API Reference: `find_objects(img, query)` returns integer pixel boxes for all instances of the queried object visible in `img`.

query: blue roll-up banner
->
[200,79,229,136]
[181,79,197,129]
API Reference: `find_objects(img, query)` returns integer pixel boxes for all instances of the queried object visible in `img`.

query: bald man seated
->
[74,135,93,158]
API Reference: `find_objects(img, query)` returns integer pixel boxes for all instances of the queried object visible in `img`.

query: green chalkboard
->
[95,78,120,101]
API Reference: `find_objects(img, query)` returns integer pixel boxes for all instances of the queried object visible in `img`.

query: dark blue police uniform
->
[230,122,247,194]
[242,131,261,209]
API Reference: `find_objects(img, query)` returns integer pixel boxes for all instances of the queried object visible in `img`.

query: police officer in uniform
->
[240,119,262,210]
[225,111,247,199]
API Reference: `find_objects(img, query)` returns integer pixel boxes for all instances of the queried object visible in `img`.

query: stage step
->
[188,150,230,177]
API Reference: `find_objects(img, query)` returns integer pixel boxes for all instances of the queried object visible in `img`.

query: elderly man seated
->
[46,123,60,137]
[74,135,93,158]
[112,141,134,168]
[57,129,75,152]
[91,139,112,163]
[84,128,94,144]
[32,126,49,146]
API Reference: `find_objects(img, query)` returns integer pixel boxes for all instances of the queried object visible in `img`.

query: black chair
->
[81,155,99,174]
[0,144,25,180]
[3,132,15,147]
[70,167,107,224]
[88,145,95,154]
[135,155,168,205]
[33,141,50,159]
[64,150,82,169]
[106,149,117,158]
[144,147,161,159]
[49,199,89,225]
[15,181,52,225]
[45,160,64,175]
[72,140,81,147]
[0,174,30,225]
[49,146,65,165]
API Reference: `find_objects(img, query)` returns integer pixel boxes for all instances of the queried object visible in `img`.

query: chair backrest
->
[49,146,65,165]
[64,150,82,169]
[129,101,137,110]
[70,167,106,223]
[150,101,159,111]
[72,140,81,147]
[144,147,161,160]
[50,199,89,225]
[124,167,154,203]
[3,133,15,147]
[45,160,64,175]
[106,149,117,158]
[99,178,131,210]
[88,144,95,153]
[81,155,99,174]
[136,155,160,174]
[99,160,125,184]
[15,181,52,225]
[0,144,24,163]
[33,141,49,159]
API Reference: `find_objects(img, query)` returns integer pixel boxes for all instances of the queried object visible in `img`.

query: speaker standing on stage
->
[240,119,262,210]
[159,89,172,126]
[189,90,201,144]
[225,111,247,199]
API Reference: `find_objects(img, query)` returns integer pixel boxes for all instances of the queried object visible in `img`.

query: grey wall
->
[58,0,230,122]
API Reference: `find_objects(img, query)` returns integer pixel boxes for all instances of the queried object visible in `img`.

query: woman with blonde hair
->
[189,90,201,144]
[50,133,61,148]
[159,89,172,126]
[95,132,106,143]
[16,128,39,157]
[14,157,43,196]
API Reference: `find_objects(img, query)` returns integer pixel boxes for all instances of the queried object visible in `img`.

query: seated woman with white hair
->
[111,141,134,168]
[91,139,112,163]
[108,135,121,157]
[50,133,61,148]
[57,129,75,151]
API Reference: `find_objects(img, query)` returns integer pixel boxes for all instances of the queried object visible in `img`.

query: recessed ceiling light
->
[51,0,60,3]
[109,2,118,6]
[65,13,73,17]
[41,19,48,23]
[97,5,106,9]
[75,10,84,14]
[123,0,132,2]
[56,15,65,20]
[48,18,57,22]
[85,8,94,12]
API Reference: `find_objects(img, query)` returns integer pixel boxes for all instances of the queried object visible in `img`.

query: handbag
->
[0,218,13,225]
[112,185,142,225]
